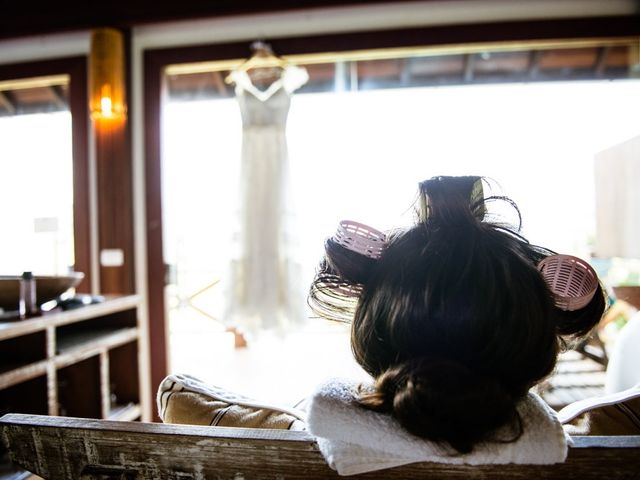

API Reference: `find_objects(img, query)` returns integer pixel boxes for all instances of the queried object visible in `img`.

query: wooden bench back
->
[2,413,640,479]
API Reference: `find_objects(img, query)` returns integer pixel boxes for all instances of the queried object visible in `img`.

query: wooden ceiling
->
[1,2,638,115]
[0,0,420,39]
[0,82,69,116]
[0,41,634,116]
[2,0,640,41]
[165,44,636,102]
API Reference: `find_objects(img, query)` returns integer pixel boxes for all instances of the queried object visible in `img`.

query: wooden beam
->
[595,46,611,76]
[400,57,413,86]
[0,90,16,114]
[463,53,475,82]
[49,85,68,109]
[95,118,135,295]
[0,0,416,39]
[528,50,542,79]
[349,60,358,91]
[95,29,135,296]
[2,2,640,41]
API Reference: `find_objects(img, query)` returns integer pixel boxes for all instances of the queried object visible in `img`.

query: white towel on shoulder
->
[307,378,569,476]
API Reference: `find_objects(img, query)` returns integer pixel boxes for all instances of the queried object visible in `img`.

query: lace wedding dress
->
[224,65,308,333]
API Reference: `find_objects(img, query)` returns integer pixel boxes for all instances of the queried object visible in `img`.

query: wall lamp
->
[89,28,126,120]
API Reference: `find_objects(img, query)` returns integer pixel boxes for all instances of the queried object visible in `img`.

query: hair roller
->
[537,254,598,311]
[308,221,387,323]
[333,220,387,259]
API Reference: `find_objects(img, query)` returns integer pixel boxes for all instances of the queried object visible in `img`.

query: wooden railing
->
[1,413,640,479]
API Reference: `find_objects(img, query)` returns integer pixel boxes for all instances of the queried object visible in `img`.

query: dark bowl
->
[0,273,85,311]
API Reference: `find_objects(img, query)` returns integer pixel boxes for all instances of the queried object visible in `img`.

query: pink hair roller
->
[538,254,598,311]
[333,220,387,259]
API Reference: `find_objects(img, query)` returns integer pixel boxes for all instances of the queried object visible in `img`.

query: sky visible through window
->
[162,80,640,318]
[162,79,640,400]
[0,111,74,277]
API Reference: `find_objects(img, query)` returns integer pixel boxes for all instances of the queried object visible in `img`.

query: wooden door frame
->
[0,57,92,292]
[143,15,640,419]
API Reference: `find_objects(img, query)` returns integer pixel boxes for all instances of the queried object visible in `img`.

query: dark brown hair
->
[309,176,605,453]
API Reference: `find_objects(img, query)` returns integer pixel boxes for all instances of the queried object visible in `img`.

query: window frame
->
[143,15,640,418]
[0,57,92,291]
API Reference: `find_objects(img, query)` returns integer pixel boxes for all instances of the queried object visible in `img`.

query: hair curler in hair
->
[308,221,386,323]
[333,220,387,259]
[537,254,599,312]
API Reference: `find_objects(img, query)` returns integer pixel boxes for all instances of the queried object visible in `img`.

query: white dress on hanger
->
[225,65,308,333]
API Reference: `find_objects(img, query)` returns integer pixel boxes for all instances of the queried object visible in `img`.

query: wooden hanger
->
[226,41,289,84]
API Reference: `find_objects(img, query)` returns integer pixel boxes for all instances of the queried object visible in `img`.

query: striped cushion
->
[157,373,306,430]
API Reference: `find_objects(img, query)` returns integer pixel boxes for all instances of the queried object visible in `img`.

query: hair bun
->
[418,176,485,224]
[372,359,519,453]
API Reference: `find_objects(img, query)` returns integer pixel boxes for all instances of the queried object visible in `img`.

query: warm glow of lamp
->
[89,28,126,120]
[100,94,113,117]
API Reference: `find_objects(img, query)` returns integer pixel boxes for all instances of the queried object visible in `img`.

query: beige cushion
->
[157,373,306,430]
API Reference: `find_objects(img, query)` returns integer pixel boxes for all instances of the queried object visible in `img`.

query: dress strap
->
[229,66,308,101]
[282,65,309,93]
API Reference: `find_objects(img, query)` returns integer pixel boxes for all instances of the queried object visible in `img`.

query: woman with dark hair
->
[308,175,605,455]
[159,175,609,474]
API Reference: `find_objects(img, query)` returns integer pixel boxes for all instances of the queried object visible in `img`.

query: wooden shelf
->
[0,360,48,390]
[0,295,140,341]
[0,296,149,424]
[56,327,138,368]
[0,376,48,417]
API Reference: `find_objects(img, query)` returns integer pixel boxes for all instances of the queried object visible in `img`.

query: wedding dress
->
[224,65,308,333]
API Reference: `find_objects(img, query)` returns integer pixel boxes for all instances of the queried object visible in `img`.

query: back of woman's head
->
[310,176,605,454]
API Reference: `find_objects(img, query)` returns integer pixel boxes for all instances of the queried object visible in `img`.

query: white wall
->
[595,135,640,259]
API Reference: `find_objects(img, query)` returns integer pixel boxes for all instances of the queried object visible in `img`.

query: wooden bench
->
[2,413,640,479]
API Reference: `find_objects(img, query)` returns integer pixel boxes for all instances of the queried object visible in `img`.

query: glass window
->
[0,76,74,276]
[160,40,640,405]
